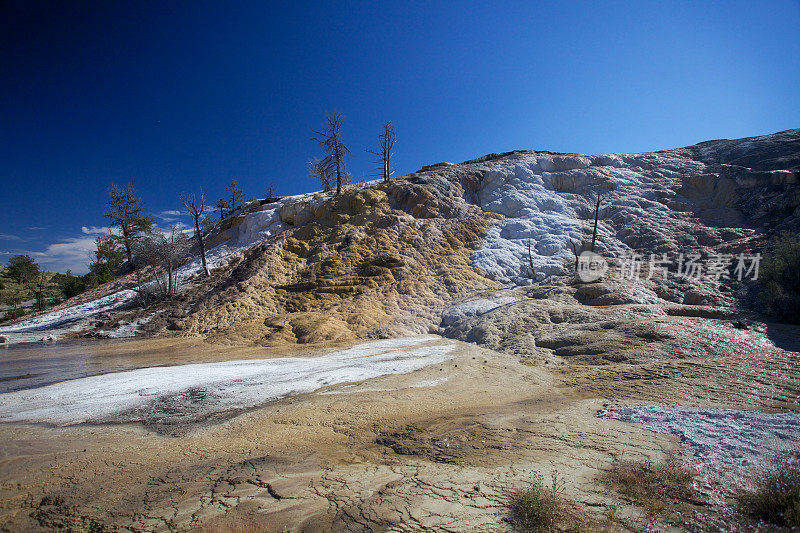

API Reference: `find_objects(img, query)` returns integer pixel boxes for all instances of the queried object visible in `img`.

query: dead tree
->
[159,226,189,297]
[590,178,616,253]
[367,121,396,182]
[590,191,603,252]
[133,227,189,301]
[526,239,536,279]
[313,111,350,195]
[308,157,333,192]
[181,189,210,277]
[570,240,581,271]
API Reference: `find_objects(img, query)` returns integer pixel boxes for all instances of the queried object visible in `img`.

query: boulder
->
[682,290,708,306]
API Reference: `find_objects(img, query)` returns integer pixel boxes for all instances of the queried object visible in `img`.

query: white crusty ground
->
[465,152,716,285]
[0,336,455,426]
[611,405,800,498]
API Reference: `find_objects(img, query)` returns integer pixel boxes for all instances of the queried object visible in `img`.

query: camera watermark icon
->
[576,251,609,282]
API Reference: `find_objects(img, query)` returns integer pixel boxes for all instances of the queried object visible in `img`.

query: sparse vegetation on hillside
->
[0,259,92,322]
[509,473,563,531]
[759,231,800,323]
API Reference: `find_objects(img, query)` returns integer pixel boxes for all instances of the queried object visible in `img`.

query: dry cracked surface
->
[2,313,797,532]
[1,336,689,532]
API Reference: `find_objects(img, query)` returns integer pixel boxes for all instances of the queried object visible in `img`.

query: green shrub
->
[1,308,27,323]
[509,472,564,532]
[737,455,800,527]
[759,232,800,323]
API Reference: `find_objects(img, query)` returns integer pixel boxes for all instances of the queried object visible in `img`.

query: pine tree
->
[226,180,246,214]
[215,197,230,221]
[104,182,153,265]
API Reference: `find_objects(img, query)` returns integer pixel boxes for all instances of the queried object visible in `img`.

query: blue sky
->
[1,0,799,273]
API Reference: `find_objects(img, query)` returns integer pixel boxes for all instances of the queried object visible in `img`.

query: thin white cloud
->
[0,249,47,258]
[6,220,193,274]
[27,226,47,231]
[81,225,110,235]
[0,233,23,241]
[39,236,97,274]
[159,210,183,217]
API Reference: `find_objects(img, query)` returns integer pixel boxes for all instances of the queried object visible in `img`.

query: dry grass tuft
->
[509,472,619,532]
[736,454,800,527]
[198,511,274,533]
[604,456,697,517]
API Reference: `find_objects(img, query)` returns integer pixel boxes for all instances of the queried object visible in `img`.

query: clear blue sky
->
[2,0,799,273]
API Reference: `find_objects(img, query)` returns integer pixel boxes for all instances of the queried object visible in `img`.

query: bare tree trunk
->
[335,146,342,195]
[591,192,602,252]
[527,239,536,279]
[197,220,209,276]
[167,263,173,297]
[182,191,211,278]
[571,240,580,271]
[368,121,396,183]
[122,225,133,264]
[313,111,349,196]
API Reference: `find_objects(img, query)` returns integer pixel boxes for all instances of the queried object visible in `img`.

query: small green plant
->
[736,454,800,527]
[759,231,800,323]
[509,472,564,532]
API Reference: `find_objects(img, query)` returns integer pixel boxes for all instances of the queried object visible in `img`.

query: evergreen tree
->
[226,180,246,214]
[7,254,39,284]
[104,182,154,265]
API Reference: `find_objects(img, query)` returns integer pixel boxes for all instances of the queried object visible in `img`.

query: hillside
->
[6,129,799,346]
[0,130,799,531]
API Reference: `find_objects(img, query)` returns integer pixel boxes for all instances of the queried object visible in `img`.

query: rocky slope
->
[3,129,799,347]
[1,129,799,532]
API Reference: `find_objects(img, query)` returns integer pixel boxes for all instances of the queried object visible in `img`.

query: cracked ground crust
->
[4,326,797,532]
[0,337,676,532]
